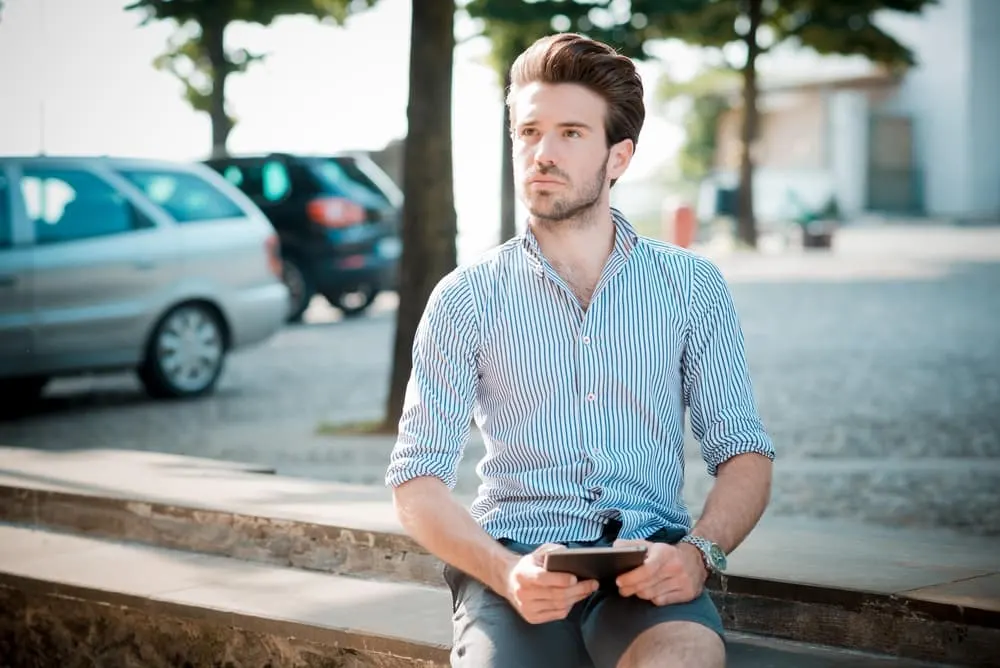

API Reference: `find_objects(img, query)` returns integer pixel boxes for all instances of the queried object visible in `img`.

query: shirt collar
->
[521,206,639,276]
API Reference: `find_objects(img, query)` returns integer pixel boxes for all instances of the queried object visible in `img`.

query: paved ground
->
[1,224,998,535]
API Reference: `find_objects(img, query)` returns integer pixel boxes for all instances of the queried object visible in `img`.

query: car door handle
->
[133,259,157,270]
[0,275,16,287]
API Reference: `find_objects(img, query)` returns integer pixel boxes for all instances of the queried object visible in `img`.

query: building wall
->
[876,0,976,217]
[968,0,1000,218]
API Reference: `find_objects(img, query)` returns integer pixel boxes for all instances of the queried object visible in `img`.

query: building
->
[710,0,1000,224]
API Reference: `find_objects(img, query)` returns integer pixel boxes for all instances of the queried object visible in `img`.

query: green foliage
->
[126,0,377,28]
[630,0,935,70]
[464,0,651,86]
[126,0,378,147]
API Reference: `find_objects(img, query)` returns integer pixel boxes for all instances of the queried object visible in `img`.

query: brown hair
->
[506,33,645,153]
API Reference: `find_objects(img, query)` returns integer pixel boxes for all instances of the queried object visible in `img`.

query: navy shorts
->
[443,521,725,668]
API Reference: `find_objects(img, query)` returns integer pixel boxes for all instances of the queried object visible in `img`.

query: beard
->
[522,155,608,229]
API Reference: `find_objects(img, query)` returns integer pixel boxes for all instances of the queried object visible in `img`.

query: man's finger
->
[532,543,567,567]
[531,568,579,588]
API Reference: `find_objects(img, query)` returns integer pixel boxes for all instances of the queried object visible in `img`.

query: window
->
[20,168,143,245]
[218,160,290,203]
[0,173,11,248]
[117,168,245,223]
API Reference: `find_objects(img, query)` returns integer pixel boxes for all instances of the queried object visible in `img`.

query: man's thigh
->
[445,564,593,668]
[580,588,725,668]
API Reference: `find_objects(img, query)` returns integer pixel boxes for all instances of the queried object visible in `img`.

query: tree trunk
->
[737,0,762,248]
[384,0,457,429]
[499,68,517,243]
[203,14,233,158]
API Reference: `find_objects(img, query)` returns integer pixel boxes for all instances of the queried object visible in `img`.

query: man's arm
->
[682,259,776,553]
[616,260,775,607]
[387,275,594,620]
[689,453,771,553]
[385,273,512,586]
[393,476,517,594]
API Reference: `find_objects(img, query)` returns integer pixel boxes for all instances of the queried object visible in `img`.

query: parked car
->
[203,153,401,322]
[0,155,288,408]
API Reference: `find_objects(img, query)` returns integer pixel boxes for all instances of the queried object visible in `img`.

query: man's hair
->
[506,33,645,153]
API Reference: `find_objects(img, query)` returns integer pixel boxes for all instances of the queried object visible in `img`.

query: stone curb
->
[0,572,450,668]
[0,484,996,665]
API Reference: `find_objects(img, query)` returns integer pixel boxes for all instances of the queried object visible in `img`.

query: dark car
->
[204,153,401,321]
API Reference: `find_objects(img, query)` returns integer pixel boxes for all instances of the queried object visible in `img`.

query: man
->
[386,32,775,668]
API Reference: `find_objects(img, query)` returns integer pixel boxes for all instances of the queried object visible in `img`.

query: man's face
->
[510,82,632,224]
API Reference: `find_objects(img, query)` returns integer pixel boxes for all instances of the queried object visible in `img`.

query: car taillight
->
[306,197,366,228]
[265,234,282,278]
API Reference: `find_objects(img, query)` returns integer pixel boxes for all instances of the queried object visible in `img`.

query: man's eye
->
[565,130,581,138]
[519,128,537,138]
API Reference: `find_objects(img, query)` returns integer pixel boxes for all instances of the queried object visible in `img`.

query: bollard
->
[662,202,698,248]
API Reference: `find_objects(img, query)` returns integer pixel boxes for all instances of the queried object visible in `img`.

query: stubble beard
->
[525,157,608,232]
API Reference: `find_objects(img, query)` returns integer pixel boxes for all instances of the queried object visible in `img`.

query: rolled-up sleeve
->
[682,259,775,476]
[385,271,479,490]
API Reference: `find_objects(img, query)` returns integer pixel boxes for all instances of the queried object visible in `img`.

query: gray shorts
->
[443,522,725,668]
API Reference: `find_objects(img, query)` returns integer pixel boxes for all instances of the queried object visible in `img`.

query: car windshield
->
[308,159,386,210]
[327,156,402,209]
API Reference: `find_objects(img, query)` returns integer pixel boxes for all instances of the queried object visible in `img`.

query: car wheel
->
[0,376,49,418]
[328,284,377,318]
[282,256,314,323]
[139,303,226,399]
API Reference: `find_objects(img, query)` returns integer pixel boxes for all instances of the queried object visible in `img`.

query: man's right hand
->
[500,544,599,624]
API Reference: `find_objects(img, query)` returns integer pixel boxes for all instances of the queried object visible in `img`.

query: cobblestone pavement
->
[1,225,998,535]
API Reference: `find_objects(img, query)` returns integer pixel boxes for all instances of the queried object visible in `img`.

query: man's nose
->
[533,132,561,167]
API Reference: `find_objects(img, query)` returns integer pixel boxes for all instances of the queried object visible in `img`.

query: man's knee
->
[617,620,725,668]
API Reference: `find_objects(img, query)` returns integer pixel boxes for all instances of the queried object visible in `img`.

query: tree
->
[659,67,740,182]
[384,0,458,428]
[463,1,649,243]
[630,0,936,247]
[125,0,378,157]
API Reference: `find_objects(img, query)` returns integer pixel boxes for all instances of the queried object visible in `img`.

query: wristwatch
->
[679,534,728,574]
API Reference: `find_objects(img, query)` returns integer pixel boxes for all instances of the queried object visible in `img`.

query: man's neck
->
[529,206,616,276]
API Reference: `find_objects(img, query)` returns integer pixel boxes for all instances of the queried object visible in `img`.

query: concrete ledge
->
[1,483,997,665]
[0,527,964,668]
[0,573,447,668]
[0,485,443,586]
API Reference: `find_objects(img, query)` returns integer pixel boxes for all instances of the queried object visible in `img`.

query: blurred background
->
[0,0,998,538]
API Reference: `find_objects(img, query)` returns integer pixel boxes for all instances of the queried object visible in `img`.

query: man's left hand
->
[613,539,708,606]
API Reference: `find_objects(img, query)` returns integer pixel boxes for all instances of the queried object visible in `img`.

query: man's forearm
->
[691,453,773,554]
[392,476,517,594]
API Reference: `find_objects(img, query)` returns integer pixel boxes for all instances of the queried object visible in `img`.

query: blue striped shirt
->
[385,210,775,545]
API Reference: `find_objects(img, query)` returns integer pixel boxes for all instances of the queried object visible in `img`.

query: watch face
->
[709,544,728,571]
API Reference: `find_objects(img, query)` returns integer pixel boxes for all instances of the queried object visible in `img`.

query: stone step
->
[1,446,998,666]
[0,526,956,667]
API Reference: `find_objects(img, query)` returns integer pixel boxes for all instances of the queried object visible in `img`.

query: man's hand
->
[613,539,708,606]
[501,544,599,624]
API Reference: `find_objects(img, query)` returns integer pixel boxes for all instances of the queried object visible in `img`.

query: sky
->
[0,0,880,260]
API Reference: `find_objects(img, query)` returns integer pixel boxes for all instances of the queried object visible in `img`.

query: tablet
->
[543,545,648,581]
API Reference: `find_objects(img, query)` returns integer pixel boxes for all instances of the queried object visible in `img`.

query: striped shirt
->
[385,209,775,545]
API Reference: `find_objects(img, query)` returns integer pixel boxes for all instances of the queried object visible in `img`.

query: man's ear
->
[608,138,634,182]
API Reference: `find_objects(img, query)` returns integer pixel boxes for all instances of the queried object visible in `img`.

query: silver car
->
[0,156,288,406]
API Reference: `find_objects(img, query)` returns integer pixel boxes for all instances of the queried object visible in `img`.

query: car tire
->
[282,256,314,323]
[0,375,49,418]
[328,284,377,318]
[138,302,227,399]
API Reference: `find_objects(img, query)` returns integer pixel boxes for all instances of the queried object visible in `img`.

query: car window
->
[20,168,146,245]
[261,161,291,201]
[329,156,402,208]
[117,168,246,223]
[309,159,385,208]
[218,160,290,203]
[0,172,11,248]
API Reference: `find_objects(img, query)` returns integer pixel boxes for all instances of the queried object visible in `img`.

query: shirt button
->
[586,393,596,402]
[582,335,591,345]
